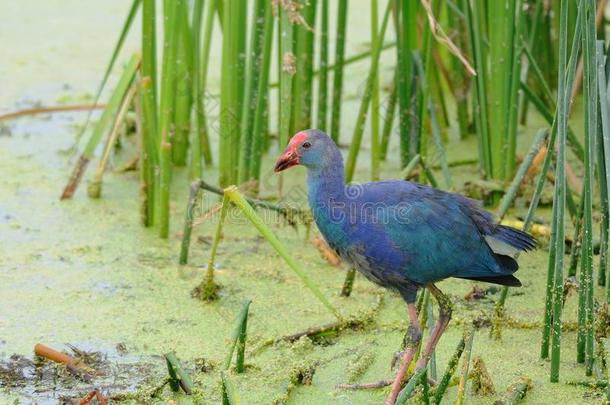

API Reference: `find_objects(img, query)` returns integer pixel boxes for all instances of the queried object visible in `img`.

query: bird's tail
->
[491,225,537,252]
[475,225,536,288]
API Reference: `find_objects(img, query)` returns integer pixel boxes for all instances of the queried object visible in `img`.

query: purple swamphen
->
[274,129,536,404]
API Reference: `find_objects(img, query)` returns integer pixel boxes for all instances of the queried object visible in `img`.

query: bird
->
[274,129,536,404]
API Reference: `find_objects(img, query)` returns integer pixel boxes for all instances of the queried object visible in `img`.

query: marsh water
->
[0,1,604,403]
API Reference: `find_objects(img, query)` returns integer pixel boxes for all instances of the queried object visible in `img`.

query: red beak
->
[274,146,299,172]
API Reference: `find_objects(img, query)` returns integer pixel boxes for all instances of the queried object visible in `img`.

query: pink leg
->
[385,303,421,405]
[415,284,453,370]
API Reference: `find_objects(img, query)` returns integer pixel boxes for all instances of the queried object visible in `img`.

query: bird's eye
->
[302,141,311,149]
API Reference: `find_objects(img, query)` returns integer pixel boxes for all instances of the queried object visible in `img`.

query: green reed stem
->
[419,156,439,188]
[140,0,158,225]
[413,52,451,188]
[139,76,158,226]
[400,154,420,179]
[157,0,181,238]
[60,54,140,200]
[568,193,584,278]
[597,41,610,291]
[317,0,329,131]
[344,0,391,183]
[197,193,228,301]
[88,85,138,199]
[370,0,380,181]
[465,0,491,177]
[340,268,357,297]
[238,0,266,184]
[224,299,252,372]
[179,181,202,265]
[164,352,194,394]
[221,371,240,405]
[496,128,548,219]
[433,335,466,404]
[576,0,596,375]
[330,0,348,143]
[225,187,340,318]
[425,298,437,381]
[548,0,570,383]
[395,366,427,404]
[190,0,204,178]
[490,128,548,339]
[250,3,274,183]
[172,28,192,166]
[278,3,295,148]
[219,0,239,186]
[455,326,475,405]
[395,0,417,167]
[198,0,216,167]
[142,0,157,127]
[448,0,470,139]
[380,69,398,161]
[487,0,516,180]
[292,0,317,132]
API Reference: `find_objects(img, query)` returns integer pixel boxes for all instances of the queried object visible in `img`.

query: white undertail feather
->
[484,235,520,257]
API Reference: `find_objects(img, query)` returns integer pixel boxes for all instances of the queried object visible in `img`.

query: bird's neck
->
[307,158,345,203]
[306,156,348,238]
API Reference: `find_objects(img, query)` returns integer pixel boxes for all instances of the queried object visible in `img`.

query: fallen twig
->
[0,104,106,122]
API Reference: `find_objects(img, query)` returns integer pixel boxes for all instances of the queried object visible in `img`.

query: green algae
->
[0,1,606,404]
[0,117,604,404]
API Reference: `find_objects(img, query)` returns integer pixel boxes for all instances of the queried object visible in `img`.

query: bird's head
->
[274,129,334,172]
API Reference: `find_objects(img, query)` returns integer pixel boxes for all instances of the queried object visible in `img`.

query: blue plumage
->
[276,129,535,303]
[274,129,536,403]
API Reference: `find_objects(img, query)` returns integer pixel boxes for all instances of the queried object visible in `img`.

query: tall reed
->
[317,0,329,131]
[157,0,181,238]
[394,0,417,167]
[330,0,348,143]
[576,0,596,375]
[370,0,380,181]
[549,0,570,383]
[344,0,392,182]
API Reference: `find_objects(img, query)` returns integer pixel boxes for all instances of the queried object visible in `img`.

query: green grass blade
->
[224,299,252,372]
[225,187,340,319]
[60,54,141,199]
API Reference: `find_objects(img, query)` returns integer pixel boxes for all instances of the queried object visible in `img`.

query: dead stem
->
[0,104,106,122]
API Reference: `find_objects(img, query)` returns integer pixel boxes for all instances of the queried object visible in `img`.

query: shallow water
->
[0,1,604,404]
